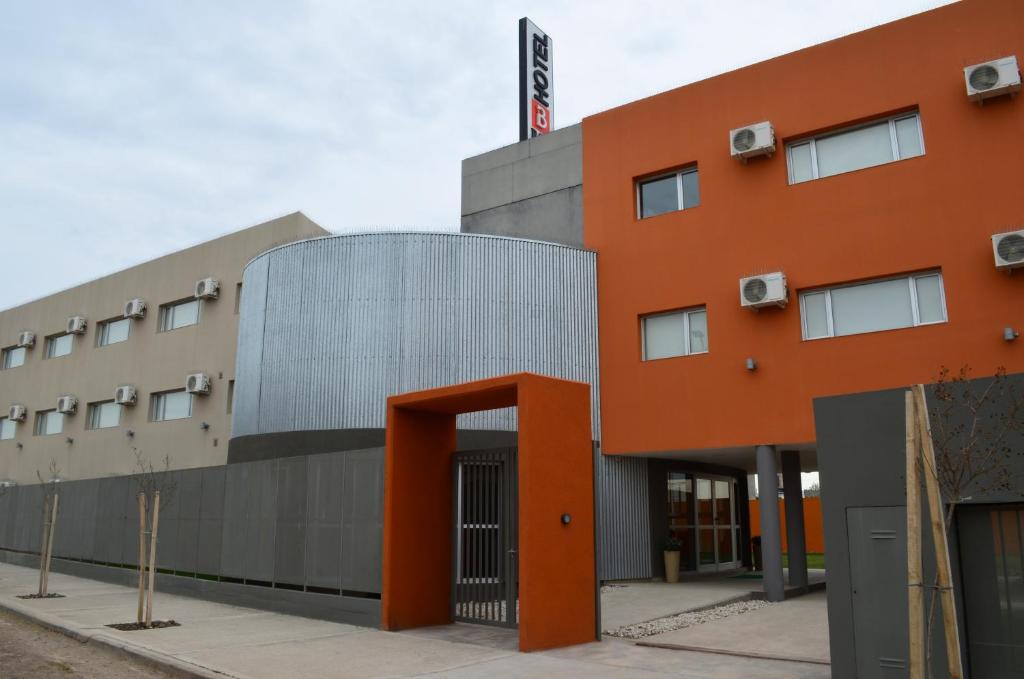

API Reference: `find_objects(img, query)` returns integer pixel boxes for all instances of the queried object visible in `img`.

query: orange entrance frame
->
[381,373,597,652]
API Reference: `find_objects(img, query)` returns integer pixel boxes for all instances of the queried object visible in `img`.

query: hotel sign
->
[519,17,552,140]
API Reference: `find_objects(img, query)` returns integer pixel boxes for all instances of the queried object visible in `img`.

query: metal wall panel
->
[305,452,343,589]
[172,470,203,573]
[341,448,384,593]
[93,477,122,563]
[274,456,306,586]
[220,463,250,579]
[196,467,226,575]
[232,233,600,440]
[154,471,182,571]
[595,452,652,581]
[243,459,277,582]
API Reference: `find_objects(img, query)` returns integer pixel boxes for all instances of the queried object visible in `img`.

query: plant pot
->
[664,550,680,583]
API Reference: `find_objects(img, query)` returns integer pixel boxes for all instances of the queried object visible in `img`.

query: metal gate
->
[452,448,518,628]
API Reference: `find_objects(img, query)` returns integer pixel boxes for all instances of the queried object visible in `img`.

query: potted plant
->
[664,534,682,583]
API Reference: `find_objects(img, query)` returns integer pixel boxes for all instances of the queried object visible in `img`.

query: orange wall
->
[749,497,825,554]
[582,0,1024,456]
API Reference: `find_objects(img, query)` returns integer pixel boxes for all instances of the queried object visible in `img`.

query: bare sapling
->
[133,450,175,628]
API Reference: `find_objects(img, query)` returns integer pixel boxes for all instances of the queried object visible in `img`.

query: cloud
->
[0,0,953,309]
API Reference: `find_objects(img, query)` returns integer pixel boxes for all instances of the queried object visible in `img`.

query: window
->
[0,417,15,440]
[34,409,64,436]
[227,379,235,414]
[87,401,122,429]
[44,333,73,359]
[234,282,243,314]
[638,167,700,219]
[159,299,200,332]
[151,390,193,422]
[642,307,708,360]
[800,271,946,340]
[97,317,131,347]
[787,112,924,184]
[1,346,26,369]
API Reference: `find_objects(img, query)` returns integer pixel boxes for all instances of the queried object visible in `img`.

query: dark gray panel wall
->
[0,449,385,623]
[814,377,1024,679]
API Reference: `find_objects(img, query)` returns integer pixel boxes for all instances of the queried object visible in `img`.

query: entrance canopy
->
[381,373,597,652]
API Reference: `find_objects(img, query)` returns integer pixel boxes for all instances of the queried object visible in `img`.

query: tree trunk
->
[36,495,51,596]
[42,494,58,596]
[145,491,160,627]
[137,492,147,624]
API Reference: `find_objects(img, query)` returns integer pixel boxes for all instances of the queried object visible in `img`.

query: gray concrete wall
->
[0,212,329,484]
[461,125,583,247]
[814,375,1024,678]
[0,447,383,626]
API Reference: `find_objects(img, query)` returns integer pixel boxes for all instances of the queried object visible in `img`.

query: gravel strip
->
[604,599,775,639]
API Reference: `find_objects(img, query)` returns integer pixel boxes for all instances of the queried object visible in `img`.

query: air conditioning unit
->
[740,272,788,309]
[185,372,212,395]
[965,56,1021,102]
[114,385,138,406]
[8,404,27,422]
[730,121,775,161]
[56,395,78,415]
[993,229,1024,270]
[17,331,35,348]
[66,316,87,335]
[194,278,220,300]
[123,298,147,319]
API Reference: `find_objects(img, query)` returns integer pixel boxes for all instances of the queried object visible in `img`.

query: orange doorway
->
[380,373,597,652]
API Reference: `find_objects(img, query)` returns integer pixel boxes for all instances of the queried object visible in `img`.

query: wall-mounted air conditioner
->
[965,56,1020,102]
[993,229,1024,270]
[56,395,78,414]
[185,372,212,395]
[123,298,147,319]
[114,385,137,406]
[8,404,27,422]
[194,278,219,300]
[740,272,788,309]
[730,121,775,161]
[17,331,35,348]
[66,316,87,335]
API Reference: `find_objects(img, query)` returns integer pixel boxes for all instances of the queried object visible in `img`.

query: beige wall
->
[0,212,327,484]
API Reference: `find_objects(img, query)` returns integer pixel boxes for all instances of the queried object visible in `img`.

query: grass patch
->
[782,553,825,569]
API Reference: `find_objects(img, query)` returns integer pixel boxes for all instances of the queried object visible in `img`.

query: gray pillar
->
[756,445,785,602]
[781,450,808,588]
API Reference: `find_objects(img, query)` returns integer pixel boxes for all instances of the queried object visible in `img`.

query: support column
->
[781,450,808,589]
[756,445,785,602]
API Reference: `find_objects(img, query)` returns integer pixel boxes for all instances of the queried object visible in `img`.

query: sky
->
[0,0,955,310]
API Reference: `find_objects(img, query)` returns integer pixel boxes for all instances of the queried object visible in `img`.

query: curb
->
[0,597,236,679]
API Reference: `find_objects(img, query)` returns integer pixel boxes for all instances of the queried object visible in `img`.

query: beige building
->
[0,212,328,484]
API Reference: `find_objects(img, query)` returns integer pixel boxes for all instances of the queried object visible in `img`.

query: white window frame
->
[636,167,699,219]
[159,298,201,332]
[34,409,64,436]
[799,271,947,341]
[86,401,122,430]
[97,317,131,347]
[641,306,709,360]
[1,346,26,369]
[150,389,193,422]
[786,111,925,184]
[0,417,15,440]
[44,333,73,359]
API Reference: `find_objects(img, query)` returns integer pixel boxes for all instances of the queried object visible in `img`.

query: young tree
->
[133,450,176,628]
[34,460,61,598]
[919,366,1024,677]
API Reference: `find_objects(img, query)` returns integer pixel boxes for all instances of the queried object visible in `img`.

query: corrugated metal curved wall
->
[232,232,600,438]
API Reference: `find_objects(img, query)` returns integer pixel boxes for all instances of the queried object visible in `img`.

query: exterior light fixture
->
[200,421,210,431]
[1004,327,1019,341]
[561,513,572,525]
[16,442,23,450]
[746,358,758,371]
[125,429,134,438]
[65,437,74,445]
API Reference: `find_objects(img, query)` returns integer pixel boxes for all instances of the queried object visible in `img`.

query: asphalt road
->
[0,608,169,678]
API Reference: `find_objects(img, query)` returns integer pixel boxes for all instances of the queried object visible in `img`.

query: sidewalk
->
[0,562,829,678]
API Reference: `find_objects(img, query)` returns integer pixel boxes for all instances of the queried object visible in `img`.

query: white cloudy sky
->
[1,0,953,310]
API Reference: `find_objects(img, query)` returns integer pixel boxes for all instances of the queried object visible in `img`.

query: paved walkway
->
[640,591,831,665]
[0,562,829,678]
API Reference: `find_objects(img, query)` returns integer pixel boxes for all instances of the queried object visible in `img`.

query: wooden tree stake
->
[37,494,51,596]
[912,384,964,679]
[137,492,147,624]
[905,391,924,679]
[42,493,58,596]
[145,490,160,627]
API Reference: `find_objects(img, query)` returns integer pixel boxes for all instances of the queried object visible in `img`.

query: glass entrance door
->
[696,476,740,572]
